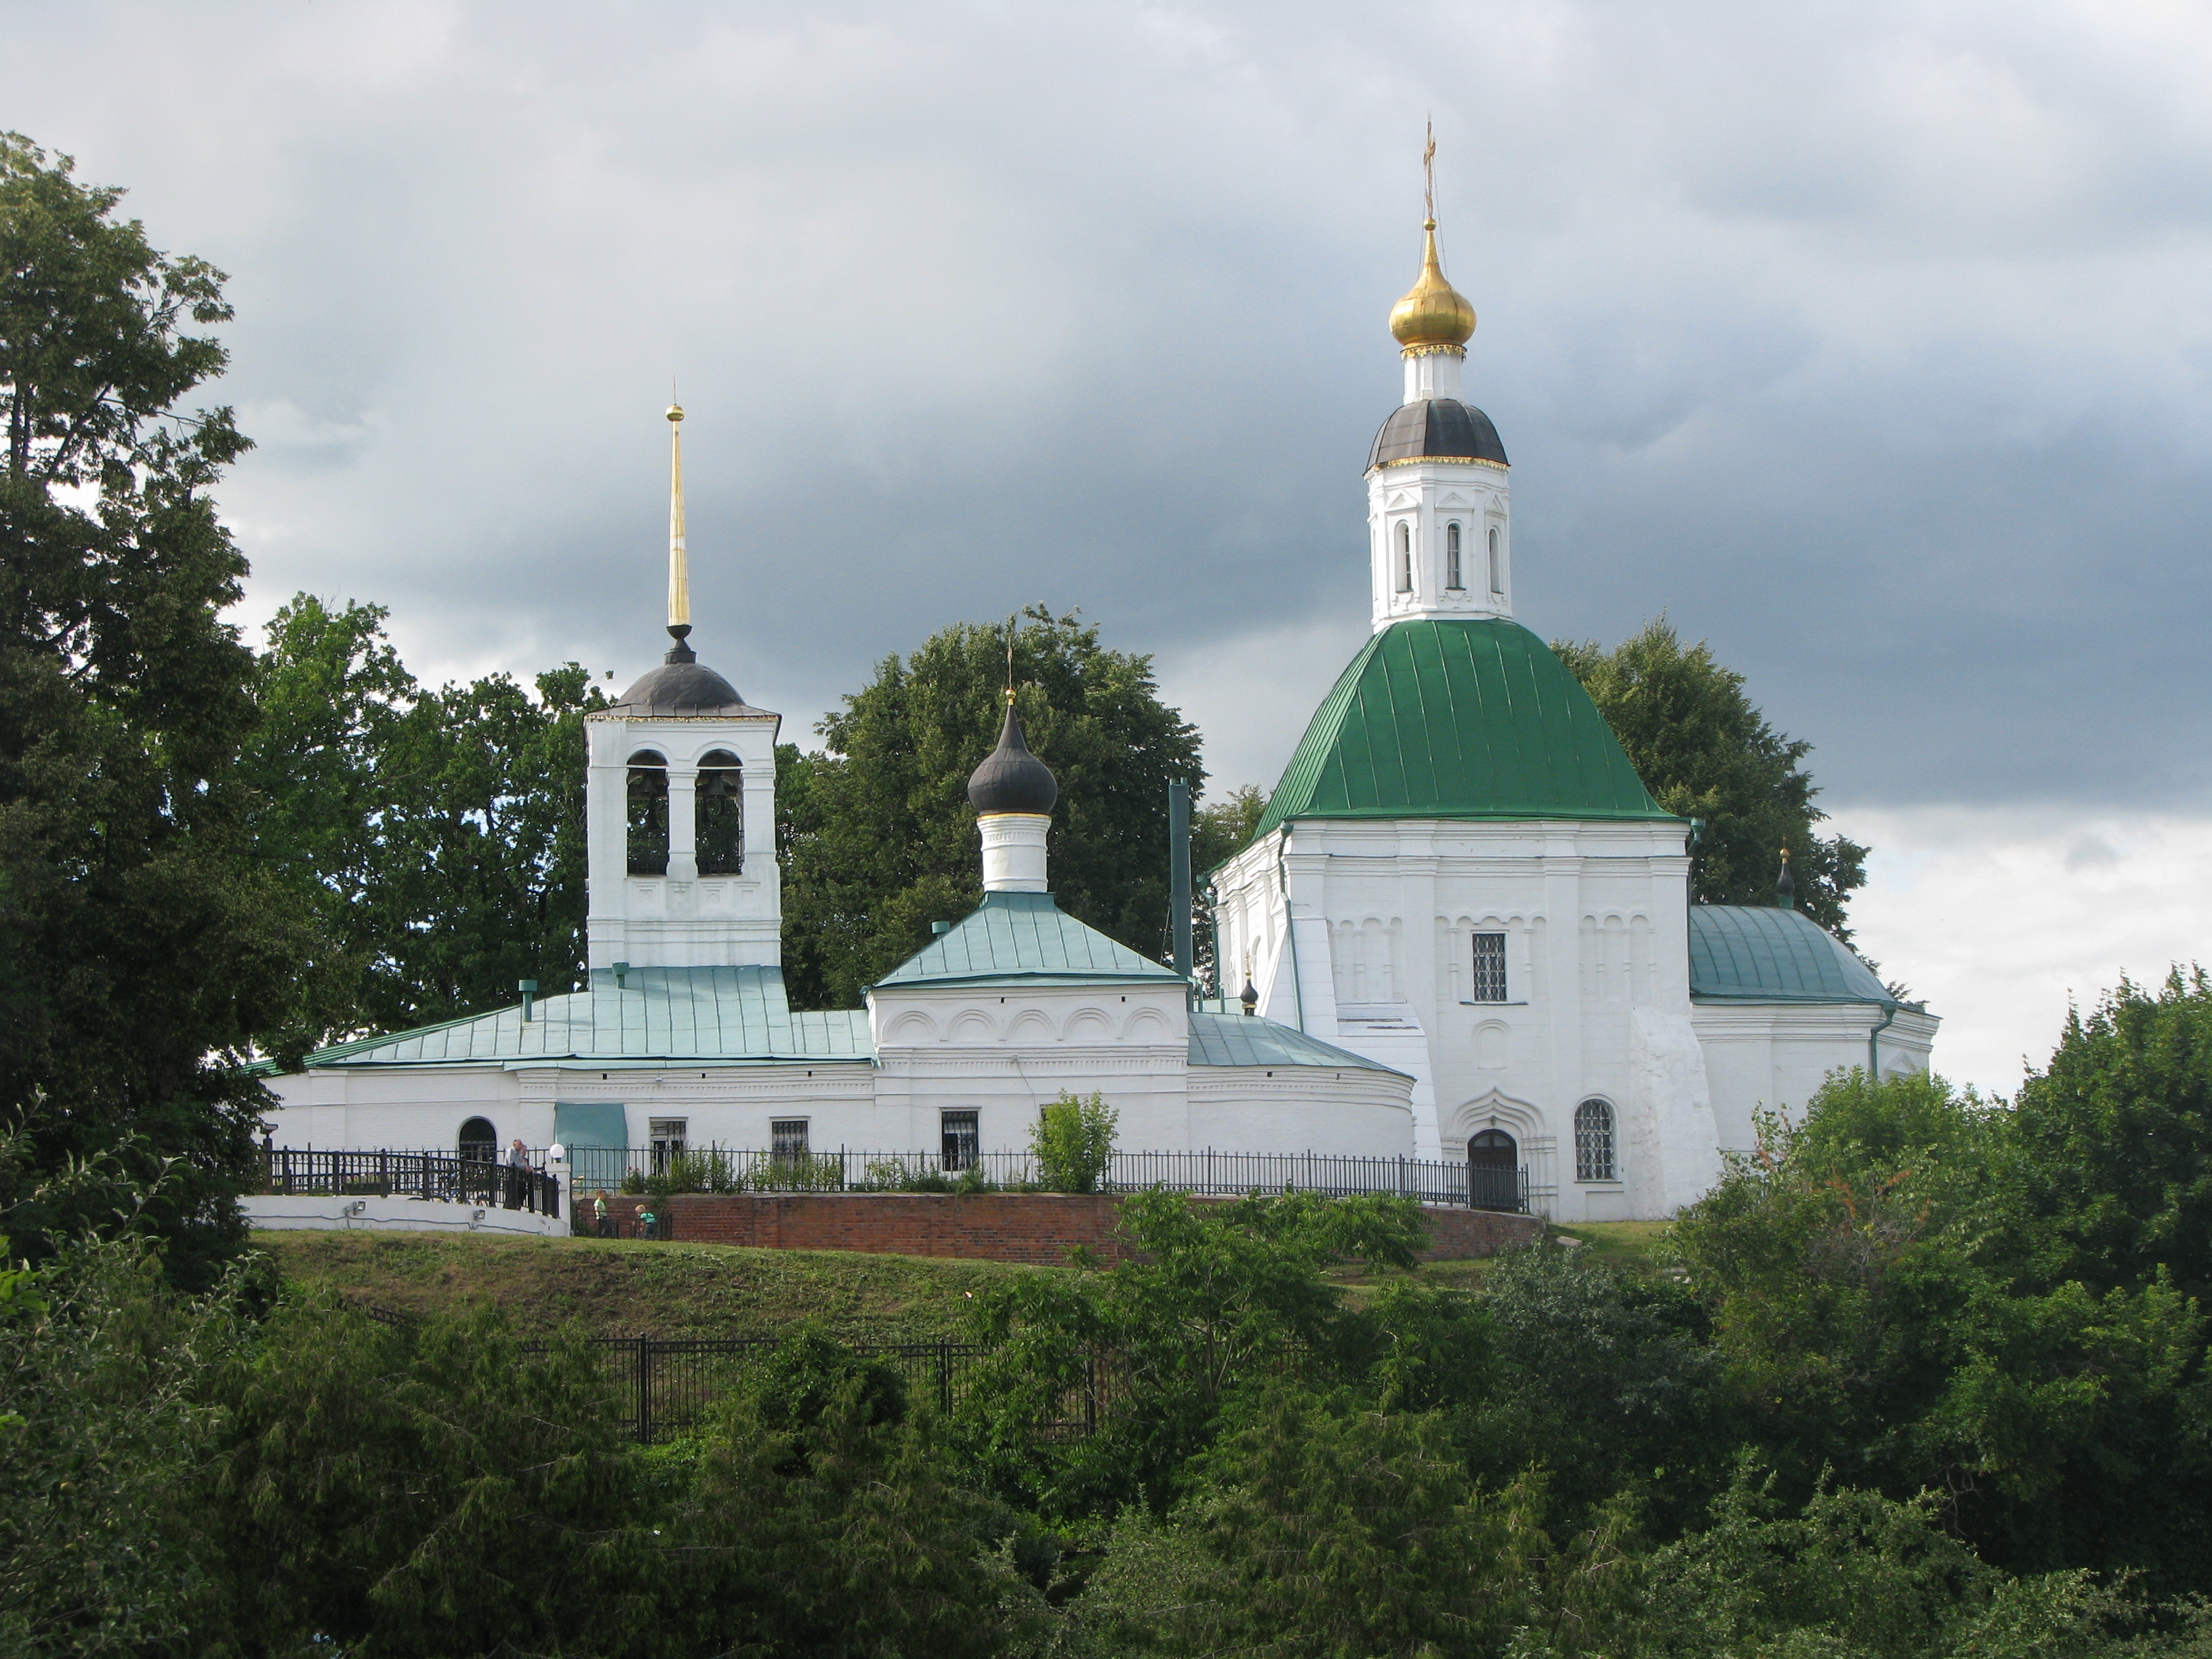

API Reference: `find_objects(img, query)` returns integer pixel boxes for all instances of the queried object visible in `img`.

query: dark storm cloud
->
[4,0,2207,806]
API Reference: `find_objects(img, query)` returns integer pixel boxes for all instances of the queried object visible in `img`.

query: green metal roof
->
[1254,618,1675,838]
[874,890,1185,990]
[287,967,874,1069]
[1186,1010,1411,1078]
[1689,906,1894,1007]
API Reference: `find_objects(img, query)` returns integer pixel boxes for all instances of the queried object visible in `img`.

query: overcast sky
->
[7,0,2209,1093]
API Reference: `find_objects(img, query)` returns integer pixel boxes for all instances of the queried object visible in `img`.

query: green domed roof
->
[1253,618,1675,837]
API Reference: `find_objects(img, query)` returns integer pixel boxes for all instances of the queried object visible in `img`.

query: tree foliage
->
[0,134,308,1282]
[239,593,606,1042]
[1555,618,1868,935]
[777,606,1208,1008]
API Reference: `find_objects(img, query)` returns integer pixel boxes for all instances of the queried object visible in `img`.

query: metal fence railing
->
[358,1307,1103,1446]
[258,1147,561,1218]
[561,1145,1527,1213]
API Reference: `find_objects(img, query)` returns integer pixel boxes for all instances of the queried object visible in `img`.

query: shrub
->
[1031,1090,1118,1193]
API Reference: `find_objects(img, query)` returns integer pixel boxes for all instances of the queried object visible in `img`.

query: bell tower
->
[1366,131,1513,632]
[583,404,782,968]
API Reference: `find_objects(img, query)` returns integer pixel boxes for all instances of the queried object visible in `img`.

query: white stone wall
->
[1212,817,1705,1221]
[1690,1002,1940,1152]
[585,708,783,968]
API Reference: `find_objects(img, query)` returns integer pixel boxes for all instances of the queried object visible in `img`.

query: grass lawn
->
[255,1231,1044,1340]
[1549,1221,1673,1271]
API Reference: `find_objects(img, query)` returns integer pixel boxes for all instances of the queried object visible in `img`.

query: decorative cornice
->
[1378,455,1509,472]
[1399,343,1467,360]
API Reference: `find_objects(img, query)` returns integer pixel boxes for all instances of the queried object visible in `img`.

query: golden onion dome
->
[1389,218,1475,351]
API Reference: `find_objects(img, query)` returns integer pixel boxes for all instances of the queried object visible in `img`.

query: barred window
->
[1446,521,1464,590]
[1488,525,1503,593]
[1471,932,1508,1002]
[771,1119,810,1160]
[941,1109,980,1172]
[1574,1098,1616,1183]
[1396,521,1413,592]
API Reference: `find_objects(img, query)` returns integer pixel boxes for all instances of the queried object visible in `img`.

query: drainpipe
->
[1868,1004,1898,1081]
[1277,843,1306,1033]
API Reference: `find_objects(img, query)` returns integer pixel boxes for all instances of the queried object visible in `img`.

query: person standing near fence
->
[594,1189,611,1237]
[505,1139,531,1210]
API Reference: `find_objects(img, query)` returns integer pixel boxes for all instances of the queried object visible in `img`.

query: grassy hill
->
[257,1231,1043,1340]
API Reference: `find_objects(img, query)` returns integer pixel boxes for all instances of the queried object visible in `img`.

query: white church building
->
[261,207,1935,1222]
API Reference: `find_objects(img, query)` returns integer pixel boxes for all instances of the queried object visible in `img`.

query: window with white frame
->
[1446,520,1464,589]
[771,1119,810,1160]
[941,1109,980,1171]
[1488,525,1503,594]
[1471,932,1508,1002]
[649,1116,688,1174]
[1395,521,1413,592]
[1574,1098,1617,1183]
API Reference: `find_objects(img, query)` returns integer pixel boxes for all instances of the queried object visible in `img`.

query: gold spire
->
[665,402,689,631]
[1389,123,1476,354]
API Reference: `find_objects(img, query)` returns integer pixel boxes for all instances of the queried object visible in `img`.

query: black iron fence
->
[258,1146,560,1218]
[565,1145,1528,1212]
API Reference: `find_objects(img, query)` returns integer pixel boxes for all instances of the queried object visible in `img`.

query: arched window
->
[1395,521,1413,592]
[1574,1099,1617,1183]
[1488,525,1502,594]
[1446,521,1464,590]
[458,1117,497,1164]
[626,750,669,876]
[1468,1128,1521,1212]
[695,748,744,875]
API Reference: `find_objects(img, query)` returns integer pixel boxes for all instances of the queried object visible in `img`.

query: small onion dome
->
[1389,220,1476,352]
[1239,977,1259,1016]
[1775,848,1796,910]
[968,703,1058,816]
[1368,398,1509,470]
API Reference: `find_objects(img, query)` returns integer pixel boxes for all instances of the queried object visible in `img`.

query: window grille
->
[696,749,744,875]
[457,1117,497,1162]
[1471,933,1508,1002]
[771,1119,810,1160]
[941,1109,980,1171]
[1574,1098,1617,1183]
[1446,521,1464,590]
[648,1117,688,1174]
[1396,522,1413,592]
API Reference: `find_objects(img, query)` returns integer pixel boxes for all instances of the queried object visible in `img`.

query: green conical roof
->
[1254,618,1675,837]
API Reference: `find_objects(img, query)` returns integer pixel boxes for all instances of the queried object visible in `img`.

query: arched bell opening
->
[695,748,743,876]
[626,750,669,876]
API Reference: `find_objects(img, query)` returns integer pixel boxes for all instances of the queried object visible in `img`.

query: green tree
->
[1669,1070,2212,1591]
[1555,618,1867,935]
[241,593,606,1040]
[0,134,310,1282]
[777,606,1208,1009]
[2010,968,2212,1303]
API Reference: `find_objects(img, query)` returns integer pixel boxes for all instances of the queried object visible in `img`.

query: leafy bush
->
[1031,1090,1118,1193]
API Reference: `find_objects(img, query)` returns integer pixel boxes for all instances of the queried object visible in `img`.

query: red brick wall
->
[602,1191,1542,1264]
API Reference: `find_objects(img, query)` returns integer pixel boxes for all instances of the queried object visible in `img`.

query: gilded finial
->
[665,398,690,640]
[1390,121,1476,354]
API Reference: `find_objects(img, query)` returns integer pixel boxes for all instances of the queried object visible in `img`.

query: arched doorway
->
[1468,1128,1522,1212]
[458,1118,497,1165]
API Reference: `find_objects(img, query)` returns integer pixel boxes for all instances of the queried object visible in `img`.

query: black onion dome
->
[968,704,1058,815]
[609,632,750,715]
[1367,398,1509,470]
